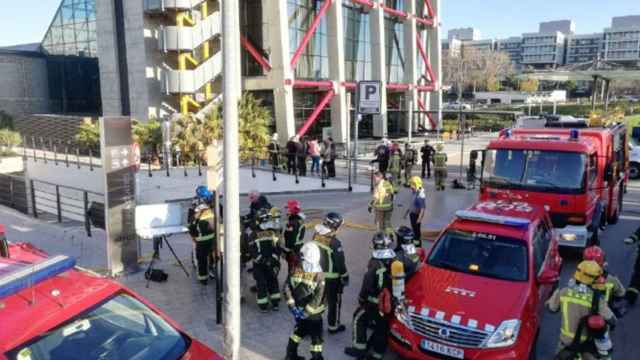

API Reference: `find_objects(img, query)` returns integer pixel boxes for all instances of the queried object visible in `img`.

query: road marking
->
[620,215,640,221]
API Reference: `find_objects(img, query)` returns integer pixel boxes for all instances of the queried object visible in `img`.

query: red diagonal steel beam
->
[241,35,272,72]
[350,0,374,7]
[416,34,437,86]
[290,0,333,69]
[292,79,333,89]
[297,89,335,136]
[415,17,434,26]
[418,98,437,129]
[424,0,435,19]
[380,3,408,18]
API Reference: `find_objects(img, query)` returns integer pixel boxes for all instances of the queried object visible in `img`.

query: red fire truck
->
[0,242,222,360]
[477,122,627,248]
[389,200,562,359]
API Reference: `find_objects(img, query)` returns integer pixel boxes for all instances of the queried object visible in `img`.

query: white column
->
[266,0,295,142]
[370,4,388,138]
[428,0,442,129]
[327,1,347,143]
[403,0,418,135]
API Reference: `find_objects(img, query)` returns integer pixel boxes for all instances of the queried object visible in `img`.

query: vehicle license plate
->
[420,339,464,359]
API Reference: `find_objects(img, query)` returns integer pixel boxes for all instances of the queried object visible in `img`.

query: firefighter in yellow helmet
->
[433,143,448,191]
[547,261,616,360]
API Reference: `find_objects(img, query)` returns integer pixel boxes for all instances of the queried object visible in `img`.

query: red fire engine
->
[0,241,222,360]
[478,122,627,248]
[389,200,562,359]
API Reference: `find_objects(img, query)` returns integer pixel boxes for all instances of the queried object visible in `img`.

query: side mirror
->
[538,269,559,285]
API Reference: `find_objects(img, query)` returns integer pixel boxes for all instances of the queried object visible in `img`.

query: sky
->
[0,0,639,47]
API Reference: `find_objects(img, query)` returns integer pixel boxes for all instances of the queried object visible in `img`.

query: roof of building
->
[521,59,640,81]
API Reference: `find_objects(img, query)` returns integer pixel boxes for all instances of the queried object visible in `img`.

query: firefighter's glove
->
[290,306,306,321]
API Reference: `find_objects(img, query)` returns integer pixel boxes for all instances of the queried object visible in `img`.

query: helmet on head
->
[395,226,415,246]
[285,199,301,215]
[408,176,423,190]
[583,246,606,267]
[574,260,603,285]
[436,143,444,151]
[372,232,392,250]
[300,242,322,273]
[248,190,260,203]
[323,212,344,231]
[256,208,271,224]
[196,185,213,201]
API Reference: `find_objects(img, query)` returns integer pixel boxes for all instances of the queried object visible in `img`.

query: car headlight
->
[484,319,520,348]
[395,306,412,329]
[561,233,577,242]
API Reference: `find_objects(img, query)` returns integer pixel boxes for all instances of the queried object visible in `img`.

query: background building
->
[447,27,481,42]
[603,15,640,63]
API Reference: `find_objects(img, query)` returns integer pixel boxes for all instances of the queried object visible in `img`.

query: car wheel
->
[630,162,640,180]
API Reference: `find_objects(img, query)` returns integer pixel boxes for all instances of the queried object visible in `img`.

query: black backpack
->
[145,269,169,282]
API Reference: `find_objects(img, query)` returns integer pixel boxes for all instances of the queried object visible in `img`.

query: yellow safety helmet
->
[408,176,423,189]
[574,260,603,285]
[269,207,282,219]
[436,143,444,152]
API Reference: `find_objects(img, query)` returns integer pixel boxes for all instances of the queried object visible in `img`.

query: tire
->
[631,162,640,180]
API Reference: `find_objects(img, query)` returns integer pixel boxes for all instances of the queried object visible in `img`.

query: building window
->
[42,0,97,57]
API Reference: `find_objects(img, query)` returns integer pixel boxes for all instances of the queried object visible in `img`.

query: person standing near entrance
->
[308,138,321,175]
[433,143,448,191]
[268,133,281,170]
[404,176,426,247]
[420,139,435,179]
[287,136,298,175]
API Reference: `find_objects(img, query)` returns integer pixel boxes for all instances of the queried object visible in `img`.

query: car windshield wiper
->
[431,259,466,273]
[486,176,521,188]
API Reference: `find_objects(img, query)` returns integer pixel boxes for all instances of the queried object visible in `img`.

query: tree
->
[75,120,100,150]
[519,78,539,93]
[443,48,513,94]
[238,93,271,161]
[132,118,163,159]
[486,77,501,92]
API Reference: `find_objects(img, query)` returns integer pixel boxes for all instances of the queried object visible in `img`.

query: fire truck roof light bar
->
[0,255,76,299]
[455,210,530,229]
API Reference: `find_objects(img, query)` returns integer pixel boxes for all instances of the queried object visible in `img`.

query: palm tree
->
[132,118,163,162]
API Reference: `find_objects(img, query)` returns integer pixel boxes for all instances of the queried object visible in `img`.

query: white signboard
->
[357,81,382,115]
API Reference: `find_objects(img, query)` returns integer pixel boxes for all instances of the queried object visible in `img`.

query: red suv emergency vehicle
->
[478,122,627,248]
[0,242,222,360]
[389,201,562,359]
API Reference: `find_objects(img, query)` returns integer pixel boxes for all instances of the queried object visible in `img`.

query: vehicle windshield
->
[428,230,529,282]
[8,294,189,360]
[483,149,587,194]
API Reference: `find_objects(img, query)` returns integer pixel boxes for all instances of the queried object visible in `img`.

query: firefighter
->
[248,190,272,220]
[313,212,349,334]
[188,203,216,285]
[583,246,626,314]
[403,176,426,247]
[282,199,306,274]
[433,143,448,191]
[624,226,640,306]
[420,139,435,179]
[394,226,421,278]
[344,232,395,360]
[388,146,402,192]
[250,207,283,312]
[547,261,617,360]
[370,139,390,175]
[369,172,395,233]
[403,142,417,187]
[284,242,327,360]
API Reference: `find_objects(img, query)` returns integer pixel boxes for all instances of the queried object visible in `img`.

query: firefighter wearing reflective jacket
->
[547,261,616,360]
[388,147,402,192]
[394,226,422,279]
[313,212,349,334]
[345,232,395,360]
[369,172,394,233]
[583,246,626,315]
[433,143,448,191]
[624,226,640,306]
[189,204,216,285]
[250,207,283,312]
[282,199,306,275]
[285,242,327,360]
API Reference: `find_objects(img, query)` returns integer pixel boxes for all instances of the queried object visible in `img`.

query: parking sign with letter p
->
[357,81,382,115]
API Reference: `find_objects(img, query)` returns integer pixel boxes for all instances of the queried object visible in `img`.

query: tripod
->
[146,235,190,288]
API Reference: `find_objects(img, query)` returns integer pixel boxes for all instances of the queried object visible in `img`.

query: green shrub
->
[75,121,100,150]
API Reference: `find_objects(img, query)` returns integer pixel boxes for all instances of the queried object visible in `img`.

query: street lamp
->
[162,119,171,177]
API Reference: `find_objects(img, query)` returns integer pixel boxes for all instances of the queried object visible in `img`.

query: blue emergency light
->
[0,255,76,298]
[570,129,579,141]
[455,210,530,228]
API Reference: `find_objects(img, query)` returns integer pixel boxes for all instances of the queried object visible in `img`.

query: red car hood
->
[182,338,224,359]
[404,264,529,332]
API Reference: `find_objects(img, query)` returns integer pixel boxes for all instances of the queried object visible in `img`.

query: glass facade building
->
[42,0,97,57]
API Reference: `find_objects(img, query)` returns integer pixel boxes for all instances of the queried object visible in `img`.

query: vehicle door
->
[586,153,600,226]
[532,221,554,318]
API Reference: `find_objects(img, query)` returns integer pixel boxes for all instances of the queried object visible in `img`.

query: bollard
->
[76,147,81,169]
[88,149,94,171]
[197,155,202,176]
[251,155,256,178]
[148,152,153,177]
[84,191,92,238]
[183,153,188,177]
[55,185,62,223]
[41,138,47,164]
[65,142,70,167]
[294,156,299,184]
[53,141,58,165]
[30,180,37,218]
[22,136,27,160]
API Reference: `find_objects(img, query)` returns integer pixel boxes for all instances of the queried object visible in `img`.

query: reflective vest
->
[559,288,593,341]
[372,180,394,210]
[195,210,215,242]
[434,153,447,168]
[389,154,401,172]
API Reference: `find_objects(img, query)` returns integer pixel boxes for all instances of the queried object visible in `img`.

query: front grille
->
[409,312,490,348]
[549,212,569,228]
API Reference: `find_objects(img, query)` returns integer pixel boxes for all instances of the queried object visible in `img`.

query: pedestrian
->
[287,136,298,175]
[308,138,321,175]
[420,139,435,179]
[403,142,417,186]
[624,226,640,306]
[321,138,336,178]
[250,208,283,312]
[284,242,327,360]
[547,261,617,360]
[370,139,390,175]
[248,190,272,221]
[188,203,216,285]
[583,246,626,315]
[394,226,422,278]
[388,147,402,193]
[282,199,306,275]
[297,136,308,177]
[313,212,349,334]
[404,176,426,247]
[369,171,394,233]
[268,133,281,171]
[344,232,395,360]
[433,143,448,191]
